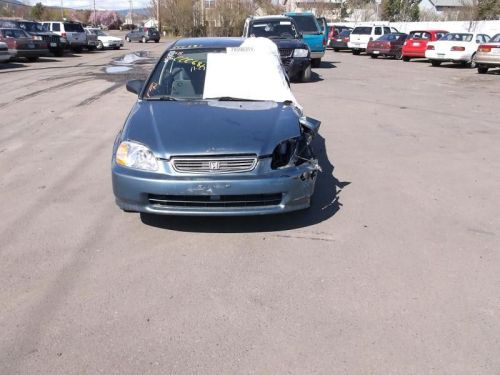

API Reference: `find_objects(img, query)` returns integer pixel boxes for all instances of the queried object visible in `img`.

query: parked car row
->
[0,18,133,63]
[327,24,500,74]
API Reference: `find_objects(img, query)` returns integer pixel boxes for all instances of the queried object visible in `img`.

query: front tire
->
[431,60,441,67]
[370,54,378,59]
[97,40,104,50]
[53,48,64,57]
[402,56,410,62]
[333,48,340,52]
[26,56,39,62]
[352,49,361,55]
[301,64,312,82]
[155,39,159,43]
[477,66,488,74]
[469,53,477,69]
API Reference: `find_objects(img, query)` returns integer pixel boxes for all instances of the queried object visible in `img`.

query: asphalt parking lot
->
[1,37,499,374]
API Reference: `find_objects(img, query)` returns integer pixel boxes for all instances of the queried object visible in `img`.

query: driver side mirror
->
[299,116,321,137]
[126,79,145,95]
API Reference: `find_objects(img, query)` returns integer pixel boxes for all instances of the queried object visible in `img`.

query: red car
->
[401,30,448,61]
[327,25,352,49]
[366,33,408,59]
[0,28,49,62]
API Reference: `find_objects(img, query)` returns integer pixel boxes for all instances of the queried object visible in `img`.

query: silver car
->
[111,37,322,216]
[42,21,87,51]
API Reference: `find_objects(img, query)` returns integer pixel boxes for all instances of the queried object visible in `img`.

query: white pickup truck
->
[348,25,398,55]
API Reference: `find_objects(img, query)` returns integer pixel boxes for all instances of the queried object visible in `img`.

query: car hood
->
[123,100,301,159]
[269,38,308,50]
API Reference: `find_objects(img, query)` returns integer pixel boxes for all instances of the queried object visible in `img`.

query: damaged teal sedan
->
[112,37,322,216]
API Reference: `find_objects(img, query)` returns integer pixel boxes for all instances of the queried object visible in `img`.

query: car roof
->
[172,37,245,49]
[251,15,290,20]
[409,30,448,33]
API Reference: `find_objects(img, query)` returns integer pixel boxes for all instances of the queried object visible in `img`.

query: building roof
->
[431,0,473,7]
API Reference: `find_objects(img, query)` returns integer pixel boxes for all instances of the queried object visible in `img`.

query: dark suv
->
[0,19,65,56]
[243,16,311,82]
[125,27,160,43]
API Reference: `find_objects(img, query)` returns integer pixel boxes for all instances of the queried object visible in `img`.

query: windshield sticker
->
[226,47,255,54]
[165,52,206,70]
[280,21,291,25]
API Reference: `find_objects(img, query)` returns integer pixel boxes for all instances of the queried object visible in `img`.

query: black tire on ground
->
[333,48,340,52]
[301,64,312,82]
[402,56,410,62]
[431,60,441,67]
[477,66,489,74]
[114,46,120,50]
[97,41,104,50]
[155,39,159,43]
[26,56,39,62]
[72,47,83,53]
[311,58,321,68]
[53,49,64,57]
[352,49,361,55]
[370,54,378,59]
[469,53,477,69]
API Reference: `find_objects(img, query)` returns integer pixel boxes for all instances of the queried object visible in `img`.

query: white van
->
[348,25,398,55]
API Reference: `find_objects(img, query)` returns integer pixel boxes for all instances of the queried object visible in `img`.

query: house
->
[419,0,474,14]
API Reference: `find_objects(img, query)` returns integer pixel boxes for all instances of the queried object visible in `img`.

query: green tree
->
[30,2,45,20]
[477,0,500,19]
[381,0,420,21]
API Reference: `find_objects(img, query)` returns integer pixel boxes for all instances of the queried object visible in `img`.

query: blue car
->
[112,37,322,216]
[285,12,325,68]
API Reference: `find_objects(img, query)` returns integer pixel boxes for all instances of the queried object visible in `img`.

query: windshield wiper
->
[144,95,177,101]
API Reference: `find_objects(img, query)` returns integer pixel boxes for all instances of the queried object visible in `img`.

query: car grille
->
[171,155,257,174]
[279,48,293,58]
[282,57,293,67]
[148,193,283,208]
[41,35,60,44]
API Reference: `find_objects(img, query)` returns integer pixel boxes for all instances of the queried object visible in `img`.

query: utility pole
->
[60,0,64,20]
[130,0,134,26]
[93,0,97,26]
[157,0,161,33]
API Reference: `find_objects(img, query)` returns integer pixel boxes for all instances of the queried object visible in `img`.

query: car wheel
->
[97,40,104,50]
[53,48,64,57]
[301,64,312,82]
[395,53,402,60]
[469,53,477,69]
[333,48,340,52]
[26,56,39,62]
[402,56,410,62]
[370,54,378,59]
[155,39,159,43]
[477,66,488,74]
[431,60,441,67]
[126,36,131,42]
[114,46,120,50]
[142,36,147,43]
[352,49,361,55]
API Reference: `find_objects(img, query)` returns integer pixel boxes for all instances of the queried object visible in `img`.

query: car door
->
[316,17,328,45]
[373,26,382,41]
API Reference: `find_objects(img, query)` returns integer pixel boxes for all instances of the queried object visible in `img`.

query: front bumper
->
[15,48,50,58]
[103,40,123,48]
[283,56,310,78]
[310,51,325,59]
[347,42,367,50]
[112,160,318,216]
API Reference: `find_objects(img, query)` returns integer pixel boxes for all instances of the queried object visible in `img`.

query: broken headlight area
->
[271,135,317,170]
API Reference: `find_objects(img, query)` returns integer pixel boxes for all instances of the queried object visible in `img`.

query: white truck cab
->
[348,25,398,55]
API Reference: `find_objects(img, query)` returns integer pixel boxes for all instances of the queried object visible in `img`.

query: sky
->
[22,0,150,10]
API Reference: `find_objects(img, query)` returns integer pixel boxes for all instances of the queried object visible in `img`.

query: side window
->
[374,27,382,35]
[53,23,60,32]
[383,27,391,34]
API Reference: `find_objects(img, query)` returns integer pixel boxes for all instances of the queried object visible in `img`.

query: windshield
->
[18,21,44,32]
[1,29,30,38]
[339,30,351,37]
[144,40,296,104]
[288,15,320,34]
[409,31,431,40]
[352,27,372,35]
[64,23,84,32]
[439,33,472,42]
[377,33,406,41]
[249,20,299,39]
[490,33,500,42]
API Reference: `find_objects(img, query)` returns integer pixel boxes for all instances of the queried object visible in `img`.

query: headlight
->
[33,35,42,41]
[293,48,309,58]
[271,138,299,169]
[115,141,158,171]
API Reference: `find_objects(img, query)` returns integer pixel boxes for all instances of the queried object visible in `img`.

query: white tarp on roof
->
[202,37,299,107]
